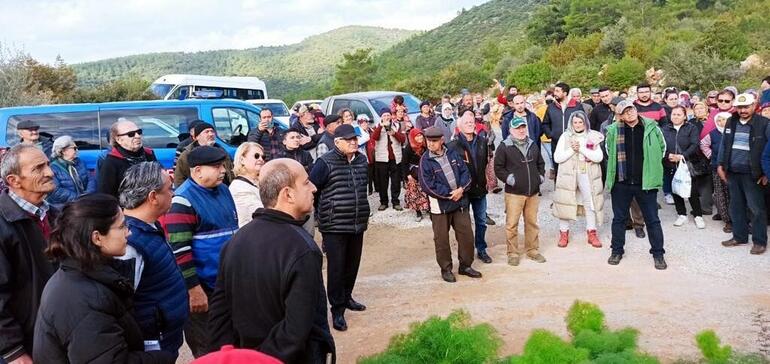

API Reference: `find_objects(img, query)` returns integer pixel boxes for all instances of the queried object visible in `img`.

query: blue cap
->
[510,116,526,129]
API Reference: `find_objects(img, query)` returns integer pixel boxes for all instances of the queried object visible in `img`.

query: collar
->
[124,215,163,234]
[8,190,49,220]
[428,146,447,158]
[252,208,308,226]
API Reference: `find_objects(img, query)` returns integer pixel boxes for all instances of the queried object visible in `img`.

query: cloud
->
[0,0,486,64]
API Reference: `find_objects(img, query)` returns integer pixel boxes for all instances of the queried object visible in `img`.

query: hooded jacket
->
[208,209,335,364]
[97,145,157,197]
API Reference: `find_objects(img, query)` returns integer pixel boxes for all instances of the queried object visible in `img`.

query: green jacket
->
[604,117,666,191]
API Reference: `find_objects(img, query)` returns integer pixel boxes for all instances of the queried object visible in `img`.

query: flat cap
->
[334,124,357,139]
[188,145,227,168]
[325,114,342,125]
[423,126,444,139]
[17,120,40,130]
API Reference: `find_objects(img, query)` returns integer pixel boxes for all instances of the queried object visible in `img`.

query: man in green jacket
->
[605,100,668,270]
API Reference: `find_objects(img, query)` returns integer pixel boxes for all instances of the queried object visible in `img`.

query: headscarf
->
[566,110,590,135]
[408,128,425,155]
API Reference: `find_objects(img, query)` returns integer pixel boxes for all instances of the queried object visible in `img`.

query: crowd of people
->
[1,75,769,364]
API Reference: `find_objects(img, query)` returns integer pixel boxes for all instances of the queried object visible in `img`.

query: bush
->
[657,43,741,92]
[543,34,602,68]
[560,63,602,91]
[602,56,646,90]
[507,329,591,364]
[566,300,606,336]
[507,62,555,93]
[358,310,502,364]
[696,330,732,364]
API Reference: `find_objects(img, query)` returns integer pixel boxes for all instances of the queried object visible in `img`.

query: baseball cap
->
[616,100,636,114]
[334,124,357,139]
[510,116,526,129]
[733,93,756,107]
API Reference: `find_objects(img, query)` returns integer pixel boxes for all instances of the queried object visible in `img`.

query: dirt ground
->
[178,184,770,363]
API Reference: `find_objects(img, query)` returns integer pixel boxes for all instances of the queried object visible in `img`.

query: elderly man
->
[248,108,285,161]
[174,119,204,169]
[309,124,370,332]
[420,126,482,283]
[0,144,57,364]
[605,100,668,269]
[449,109,492,264]
[118,162,188,357]
[165,146,238,357]
[98,118,157,197]
[175,122,234,187]
[15,120,53,157]
[723,93,769,255]
[210,159,335,363]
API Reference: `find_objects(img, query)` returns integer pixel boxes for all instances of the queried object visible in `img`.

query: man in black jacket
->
[97,118,157,197]
[542,82,581,176]
[589,87,614,132]
[449,109,492,264]
[208,158,335,364]
[0,144,58,363]
[247,108,284,161]
[309,124,370,332]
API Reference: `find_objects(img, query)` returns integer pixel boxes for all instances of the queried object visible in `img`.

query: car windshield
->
[150,83,174,99]
[258,103,290,117]
[369,94,421,114]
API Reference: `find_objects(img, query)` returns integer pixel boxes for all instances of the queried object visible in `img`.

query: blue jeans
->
[663,167,674,195]
[469,195,488,253]
[727,173,767,245]
[610,183,666,257]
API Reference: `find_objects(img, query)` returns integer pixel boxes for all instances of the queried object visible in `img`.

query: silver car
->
[320,91,421,125]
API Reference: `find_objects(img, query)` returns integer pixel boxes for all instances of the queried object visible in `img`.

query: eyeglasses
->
[717,99,733,104]
[253,152,263,160]
[66,146,78,150]
[117,129,143,137]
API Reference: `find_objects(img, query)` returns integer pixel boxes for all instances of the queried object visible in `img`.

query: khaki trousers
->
[504,193,541,257]
[430,208,475,271]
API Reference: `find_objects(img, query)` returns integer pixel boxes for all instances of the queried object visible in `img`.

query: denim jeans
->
[469,195,488,252]
[610,183,666,257]
[727,173,767,245]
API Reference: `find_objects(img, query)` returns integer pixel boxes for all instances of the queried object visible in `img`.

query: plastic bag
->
[672,160,692,198]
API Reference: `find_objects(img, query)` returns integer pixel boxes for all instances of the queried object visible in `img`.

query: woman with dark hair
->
[33,194,176,363]
[662,106,705,228]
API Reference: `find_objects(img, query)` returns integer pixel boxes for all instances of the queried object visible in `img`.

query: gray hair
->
[51,135,75,158]
[258,160,296,209]
[1,144,41,180]
[119,162,167,209]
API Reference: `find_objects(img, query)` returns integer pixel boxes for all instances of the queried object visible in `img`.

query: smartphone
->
[267,119,275,129]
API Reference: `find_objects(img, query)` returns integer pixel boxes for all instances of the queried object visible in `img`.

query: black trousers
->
[323,232,364,316]
[375,160,401,205]
[184,285,212,358]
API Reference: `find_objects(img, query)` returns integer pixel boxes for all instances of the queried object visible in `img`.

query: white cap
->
[733,93,756,107]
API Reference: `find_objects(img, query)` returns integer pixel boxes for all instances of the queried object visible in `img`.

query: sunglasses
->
[717,99,733,104]
[253,152,263,160]
[118,129,143,137]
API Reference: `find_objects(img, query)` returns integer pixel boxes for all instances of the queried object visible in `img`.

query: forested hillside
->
[72,26,419,101]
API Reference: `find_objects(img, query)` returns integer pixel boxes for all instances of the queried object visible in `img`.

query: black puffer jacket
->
[661,122,701,169]
[448,133,489,198]
[33,259,176,363]
[309,147,370,234]
[279,147,314,172]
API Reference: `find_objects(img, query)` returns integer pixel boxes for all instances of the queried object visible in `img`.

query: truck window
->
[349,100,373,121]
[99,108,197,149]
[331,99,351,115]
[6,112,100,150]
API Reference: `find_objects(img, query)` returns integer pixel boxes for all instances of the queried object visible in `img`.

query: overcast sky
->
[0,0,487,64]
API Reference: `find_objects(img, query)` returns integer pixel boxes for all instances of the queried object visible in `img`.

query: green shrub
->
[602,56,646,90]
[560,63,602,91]
[593,350,660,364]
[696,330,732,364]
[358,310,501,364]
[507,329,590,364]
[507,62,554,93]
[566,300,606,336]
[573,328,639,358]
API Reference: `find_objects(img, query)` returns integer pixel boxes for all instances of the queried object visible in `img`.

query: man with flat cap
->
[310,124,371,332]
[315,114,343,158]
[16,120,53,158]
[165,145,238,357]
[419,126,482,283]
[174,121,234,187]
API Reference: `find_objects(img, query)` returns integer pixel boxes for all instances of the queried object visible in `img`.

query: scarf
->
[115,144,148,165]
[408,128,425,155]
[616,123,627,182]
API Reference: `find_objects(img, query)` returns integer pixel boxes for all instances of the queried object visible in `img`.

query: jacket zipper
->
[350,158,358,231]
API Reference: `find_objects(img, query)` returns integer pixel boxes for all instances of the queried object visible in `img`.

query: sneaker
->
[723,223,732,233]
[393,204,403,211]
[378,204,388,211]
[654,256,668,270]
[507,255,520,266]
[477,251,493,264]
[673,215,687,226]
[486,214,496,225]
[750,244,767,255]
[607,253,622,265]
[721,238,748,247]
[527,253,546,263]
[587,229,602,248]
[664,194,675,205]
[694,216,705,229]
